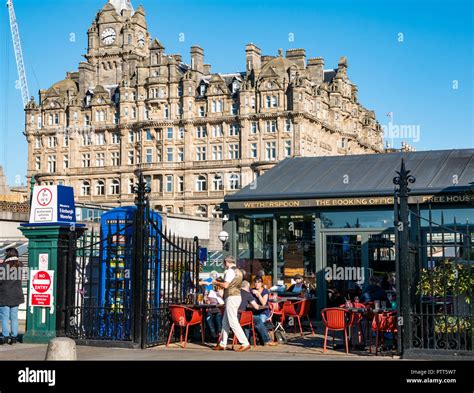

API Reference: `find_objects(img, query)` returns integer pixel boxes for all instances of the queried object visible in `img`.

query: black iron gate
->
[65,172,200,348]
[394,161,473,357]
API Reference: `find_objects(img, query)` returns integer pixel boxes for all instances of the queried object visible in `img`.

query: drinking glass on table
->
[374,300,381,310]
[197,293,204,305]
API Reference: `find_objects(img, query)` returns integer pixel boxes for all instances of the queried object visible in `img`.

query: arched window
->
[111,179,120,195]
[229,174,240,190]
[196,205,207,217]
[81,181,90,196]
[196,175,207,192]
[96,180,105,196]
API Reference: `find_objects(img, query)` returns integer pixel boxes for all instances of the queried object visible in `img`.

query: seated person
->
[240,281,277,346]
[205,287,224,339]
[251,276,270,325]
[287,274,307,294]
[360,276,388,303]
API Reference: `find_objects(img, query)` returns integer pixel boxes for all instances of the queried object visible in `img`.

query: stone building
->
[24,0,384,218]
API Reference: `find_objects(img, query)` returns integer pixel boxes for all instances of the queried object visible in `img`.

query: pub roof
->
[225,149,474,202]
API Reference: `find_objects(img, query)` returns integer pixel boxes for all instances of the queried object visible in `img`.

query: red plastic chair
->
[283,299,315,336]
[321,307,352,354]
[232,310,257,348]
[269,301,286,333]
[370,311,398,355]
[166,305,204,349]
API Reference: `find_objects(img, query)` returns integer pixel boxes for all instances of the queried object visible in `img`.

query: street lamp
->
[218,230,229,251]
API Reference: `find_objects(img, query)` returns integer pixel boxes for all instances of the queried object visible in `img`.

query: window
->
[166,175,173,193]
[229,174,240,190]
[128,178,134,194]
[128,151,134,165]
[177,176,184,192]
[271,96,278,108]
[265,120,277,133]
[63,155,69,169]
[196,175,207,192]
[265,141,276,160]
[177,148,184,162]
[112,132,120,144]
[145,129,152,141]
[129,131,135,143]
[196,205,207,217]
[96,133,105,145]
[54,114,59,125]
[96,181,105,196]
[82,154,91,168]
[47,156,56,173]
[178,127,184,139]
[178,84,183,97]
[213,174,223,191]
[250,143,257,158]
[167,127,173,140]
[212,125,223,138]
[81,181,91,196]
[251,122,258,134]
[82,134,92,146]
[251,97,256,109]
[231,103,238,115]
[228,144,239,159]
[167,147,173,162]
[111,180,120,195]
[84,115,90,126]
[146,148,153,163]
[64,134,69,147]
[96,153,105,167]
[48,136,57,148]
[199,106,205,117]
[144,175,151,191]
[196,146,206,161]
[212,206,223,218]
[164,105,169,119]
[212,145,222,161]
[265,96,271,108]
[35,156,41,170]
[285,140,292,157]
[285,119,293,132]
[199,84,206,96]
[35,137,42,149]
[229,124,239,136]
[111,151,120,166]
[132,108,137,119]
[196,126,207,138]
[157,147,162,162]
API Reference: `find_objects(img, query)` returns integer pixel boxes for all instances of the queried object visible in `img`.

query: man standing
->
[213,256,250,352]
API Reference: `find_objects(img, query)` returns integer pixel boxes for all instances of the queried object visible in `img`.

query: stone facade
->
[24,0,384,218]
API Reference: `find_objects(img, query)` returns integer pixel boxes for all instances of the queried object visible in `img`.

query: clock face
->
[137,32,146,48]
[101,28,116,45]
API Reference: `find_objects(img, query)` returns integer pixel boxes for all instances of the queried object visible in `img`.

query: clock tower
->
[80,0,149,89]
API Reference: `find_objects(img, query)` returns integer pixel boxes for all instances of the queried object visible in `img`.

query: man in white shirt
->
[212,256,250,352]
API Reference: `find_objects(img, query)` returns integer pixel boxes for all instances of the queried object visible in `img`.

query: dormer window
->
[199,84,206,96]
[232,81,240,93]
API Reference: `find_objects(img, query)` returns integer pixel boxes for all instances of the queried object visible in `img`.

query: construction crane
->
[6,0,30,108]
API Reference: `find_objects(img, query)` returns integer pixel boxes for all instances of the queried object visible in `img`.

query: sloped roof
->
[225,149,474,202]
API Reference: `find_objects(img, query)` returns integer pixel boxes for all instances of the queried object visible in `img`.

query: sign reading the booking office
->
[29,185,76,225]
[29,270,54,307]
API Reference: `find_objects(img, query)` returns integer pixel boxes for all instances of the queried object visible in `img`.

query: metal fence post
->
[132,170,150,348]
[393,159,416,355]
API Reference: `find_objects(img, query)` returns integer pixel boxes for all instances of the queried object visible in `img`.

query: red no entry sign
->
[32,271,51,293]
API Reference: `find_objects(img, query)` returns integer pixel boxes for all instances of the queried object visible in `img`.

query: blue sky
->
[0,0,472,185]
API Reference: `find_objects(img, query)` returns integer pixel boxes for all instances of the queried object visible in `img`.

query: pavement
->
[0,322,401,361]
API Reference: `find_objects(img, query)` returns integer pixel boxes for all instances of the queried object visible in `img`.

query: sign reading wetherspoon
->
[229,193,473,210]
[29,185,76,225]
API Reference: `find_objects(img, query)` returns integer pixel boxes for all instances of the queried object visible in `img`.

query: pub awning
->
[225,149,474,203]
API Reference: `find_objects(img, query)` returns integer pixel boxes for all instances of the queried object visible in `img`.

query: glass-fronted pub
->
[222,149,474,311]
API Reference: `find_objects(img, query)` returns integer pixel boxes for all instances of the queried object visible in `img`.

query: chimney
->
[286,49,306,69]
[191,46,204,74]
[307,57,324,84]
[246,43,261,73]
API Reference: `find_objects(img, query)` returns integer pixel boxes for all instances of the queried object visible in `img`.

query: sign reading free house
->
[29,185,76,225]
